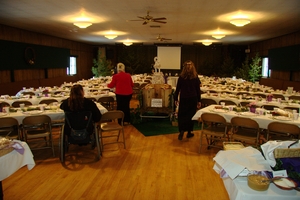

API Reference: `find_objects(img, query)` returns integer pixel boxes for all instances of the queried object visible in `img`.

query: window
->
[67,56,77,75]
[262,57,271,77]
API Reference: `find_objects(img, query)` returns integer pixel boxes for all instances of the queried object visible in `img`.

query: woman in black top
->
[60,84,102,137]
[174,60,201,140]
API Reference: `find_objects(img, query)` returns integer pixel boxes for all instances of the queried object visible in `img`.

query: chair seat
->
[101,122,122,131]
[26,131,50,139]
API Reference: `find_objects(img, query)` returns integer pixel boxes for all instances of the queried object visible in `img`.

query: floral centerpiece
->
[266,94,273,102]
[247,101,257,113]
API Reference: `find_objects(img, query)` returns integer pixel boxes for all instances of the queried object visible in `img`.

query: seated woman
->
[60,84,102,143]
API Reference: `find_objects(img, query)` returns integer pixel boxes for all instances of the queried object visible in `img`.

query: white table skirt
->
[192,104,300,129]
[0,103,108,125]
[223,177,300,200]
[1,92,116,106]
[201,94,300,109]
[0,141,35,181]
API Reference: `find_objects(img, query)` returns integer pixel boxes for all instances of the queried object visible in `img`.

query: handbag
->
[65,112,92,142]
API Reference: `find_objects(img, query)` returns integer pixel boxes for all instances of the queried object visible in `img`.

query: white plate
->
[272,116,291,121]
[23,110,44,115]
[0,112,8,117]
[210,108,228,113]
[239,112,258,116]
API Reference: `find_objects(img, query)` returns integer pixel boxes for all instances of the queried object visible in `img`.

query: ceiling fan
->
[154,34,172,42]
[129,11,167,25]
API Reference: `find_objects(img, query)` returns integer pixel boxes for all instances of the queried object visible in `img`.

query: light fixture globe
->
[73,22,92,28]
[104,35,118,39]
[212,34,225,39]
[202,41,212,46]
[230,18,251,27]
[123,42,133,46]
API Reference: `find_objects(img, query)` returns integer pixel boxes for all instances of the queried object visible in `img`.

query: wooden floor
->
[2,101,229,200]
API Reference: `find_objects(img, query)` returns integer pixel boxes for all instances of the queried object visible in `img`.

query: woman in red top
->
[107,63,134,123]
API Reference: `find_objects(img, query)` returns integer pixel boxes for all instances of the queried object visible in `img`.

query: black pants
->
[116,94,132,123]
[178,96,197,133]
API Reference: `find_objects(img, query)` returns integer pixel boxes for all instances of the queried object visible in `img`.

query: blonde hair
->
[180,60,198,79]
[117,63,125,73]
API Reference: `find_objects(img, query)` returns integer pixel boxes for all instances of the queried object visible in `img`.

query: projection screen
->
[157,46,181,70]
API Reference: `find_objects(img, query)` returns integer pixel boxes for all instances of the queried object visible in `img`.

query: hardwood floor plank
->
[3,113,229,199]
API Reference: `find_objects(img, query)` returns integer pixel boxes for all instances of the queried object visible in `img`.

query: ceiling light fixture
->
[230,18,251,27]
[202,40,212,46]
[212,34,225,39]
[73,22,92,28]
[123,40,133,46]
[123,42,132,46]
[104,35,117,39]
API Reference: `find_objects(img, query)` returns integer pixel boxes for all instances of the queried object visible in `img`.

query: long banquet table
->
[0,141,35,199]
[222,176,300,200]
[1,92,116,106]
[192,104,300,129]
[0,103,108,125]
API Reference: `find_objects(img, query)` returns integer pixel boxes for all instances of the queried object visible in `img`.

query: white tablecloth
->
[0,141,35,181]
[223,176,300,200]
[0,103,108,124]
[192,104,300,129]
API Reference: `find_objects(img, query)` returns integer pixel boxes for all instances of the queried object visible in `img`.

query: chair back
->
[100,110,124,124]
[231,117,259,129]
[267,122,300,140]
[230,116,260,148]
[98,96,115,110]
[219,100,237,106]
[12,100,32,108]
[22,114,54,156]
[260,104,279,111]
[21,91,36,97]
[253,93,266,98]
[289,96,300,101]
[272,94,285,99]
[39,99,58,105]
[201,113,227,124]
[0,101,10,108]
[0,117,20,139]
[23,115,51,127]
[201,98,217,108]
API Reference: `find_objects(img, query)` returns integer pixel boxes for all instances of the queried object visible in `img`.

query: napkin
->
[261,140,300,167]
[213,146,272,179]
[11,141,25,155]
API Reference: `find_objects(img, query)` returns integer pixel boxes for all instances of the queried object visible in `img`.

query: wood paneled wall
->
[249,31,300,82]
[0,24,94,95]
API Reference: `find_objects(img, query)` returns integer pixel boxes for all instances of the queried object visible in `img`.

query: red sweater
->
[107,72,134,95]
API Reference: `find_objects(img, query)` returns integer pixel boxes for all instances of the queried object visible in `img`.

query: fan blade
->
[153,17,166,21]
[128,19,144,21]
[137,16,145,20]
[163,38,172,40]
[142,21,148,25]
[153,20,167,24]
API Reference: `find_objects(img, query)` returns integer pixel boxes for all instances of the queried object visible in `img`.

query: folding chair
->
[199,113,229,153]
[0,117,21,140]
[229,117,260,148]
[98,110,125,151]
[22,115,55,157]
[98,96,115,111]
[267,122,300,141]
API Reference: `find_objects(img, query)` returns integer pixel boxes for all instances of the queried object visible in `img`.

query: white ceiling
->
[0,0,299,46]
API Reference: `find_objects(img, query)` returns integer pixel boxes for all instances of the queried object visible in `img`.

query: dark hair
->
[180,60,198,79]
[68,84,84,111]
